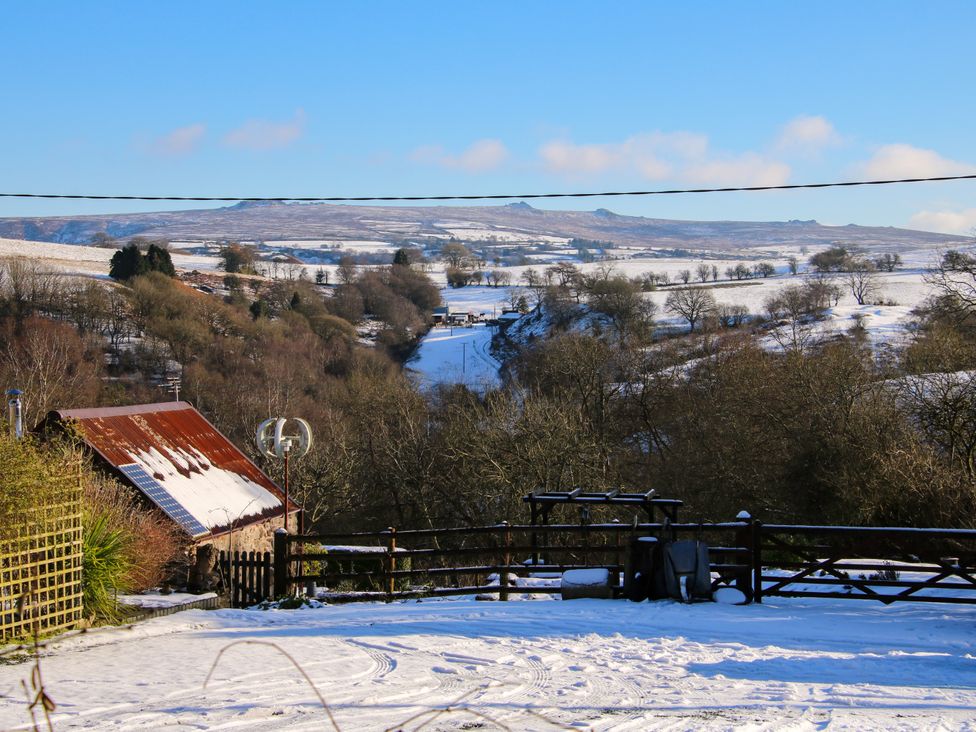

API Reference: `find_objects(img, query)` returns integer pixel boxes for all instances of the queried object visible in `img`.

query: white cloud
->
[447,139,509,172]
[908,208,976,235]
[151,123,206,156]
[538,131,708,179]
[538,131,789,186]
[775,115,841,152]
[860,144,976,179]
[540,140,623,175]
[410,138,509,172]
[683,153,791,187]
[223,109,306,150]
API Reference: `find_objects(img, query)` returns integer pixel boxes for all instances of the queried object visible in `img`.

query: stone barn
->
[46,402,300,563]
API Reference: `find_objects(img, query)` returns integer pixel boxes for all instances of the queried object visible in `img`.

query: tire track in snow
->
[489,646,554,710]
[341,639,397,680]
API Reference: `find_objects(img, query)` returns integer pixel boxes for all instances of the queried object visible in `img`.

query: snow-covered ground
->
[439,286,515,316]
[407,323,502,391]
[265,240,396,252]
[0,238,222,276]
[2,597,974,730]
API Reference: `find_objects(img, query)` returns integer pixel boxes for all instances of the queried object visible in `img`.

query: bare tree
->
[924,250,976,317]
[787,256,799,276]
[0,258,65,323]
[901,371,976,477]
[665,288,716,332]
[696,263,711,283]
[765,285,818,353]
[0,317,103,424]
[589,262,616,282]
[754,262,776,278]
[521,267,547,305]
[586,275,657,341]
[441,241,472,269]
[873,253,902,272]
[679,269,692,284]
[337,256,357,284]
[805,273,843,311]
[717,304,749,328]
[548,261,582,289]
[846,259,879,305]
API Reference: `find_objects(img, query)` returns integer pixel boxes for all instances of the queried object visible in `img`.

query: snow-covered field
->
[439,286,515,316]
[0,238,222,276]
[2,597,974,730]
[407,323,502,391]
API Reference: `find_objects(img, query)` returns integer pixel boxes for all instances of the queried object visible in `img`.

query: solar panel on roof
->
[117,463,210,538]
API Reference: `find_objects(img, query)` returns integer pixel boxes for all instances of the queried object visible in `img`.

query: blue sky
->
[2,2,975,233]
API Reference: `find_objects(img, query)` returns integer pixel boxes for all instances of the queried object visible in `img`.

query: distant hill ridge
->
[0,201,964,251]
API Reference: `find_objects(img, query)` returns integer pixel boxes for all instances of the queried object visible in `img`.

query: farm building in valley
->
[44,402,299,557]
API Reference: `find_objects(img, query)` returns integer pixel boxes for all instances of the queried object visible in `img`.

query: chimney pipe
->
[6,389,23,440]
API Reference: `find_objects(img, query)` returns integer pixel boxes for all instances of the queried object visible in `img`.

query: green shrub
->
[0,434,74,541]
[82,512,134,623]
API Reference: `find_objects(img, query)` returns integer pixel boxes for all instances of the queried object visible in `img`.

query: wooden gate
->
[218,550,273,608]
[754,524,976,604]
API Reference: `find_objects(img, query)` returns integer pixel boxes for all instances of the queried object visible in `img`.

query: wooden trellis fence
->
[1,468,84,641]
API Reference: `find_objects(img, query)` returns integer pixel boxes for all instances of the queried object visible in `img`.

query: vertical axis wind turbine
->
[255,417,312,532]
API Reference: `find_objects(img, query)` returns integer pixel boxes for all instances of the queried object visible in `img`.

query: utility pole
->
[462,342,466,373]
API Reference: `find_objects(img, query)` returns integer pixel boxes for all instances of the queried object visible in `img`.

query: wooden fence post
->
[734,512,754,602]
[231,551,240,607]
[273,528,289,598]
[751,520,763,604]
[582,521,589,568]
[386,527,397,602]
[500,521,511,602]
[261,551,272,601]
[612,518,621,586]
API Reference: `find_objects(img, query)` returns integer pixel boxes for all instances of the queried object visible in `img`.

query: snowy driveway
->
[1,597,975,730]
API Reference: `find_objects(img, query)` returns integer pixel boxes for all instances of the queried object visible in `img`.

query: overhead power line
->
[1,173,975,203]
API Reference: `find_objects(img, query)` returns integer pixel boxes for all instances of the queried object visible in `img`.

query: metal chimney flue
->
[6,389,23,440]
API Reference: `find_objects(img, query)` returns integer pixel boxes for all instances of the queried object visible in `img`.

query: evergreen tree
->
[145,244,176,277]
[249,299,269,320]
[109,243,148,281]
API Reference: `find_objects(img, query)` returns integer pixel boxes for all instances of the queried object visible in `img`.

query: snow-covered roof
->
[50,402,292,538]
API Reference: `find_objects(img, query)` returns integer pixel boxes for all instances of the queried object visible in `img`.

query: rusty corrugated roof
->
[51,401,296,538]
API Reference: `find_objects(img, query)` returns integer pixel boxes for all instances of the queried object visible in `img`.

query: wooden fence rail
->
[204,519,976,609]
[272,521,751,604]
[258,519,976,607]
